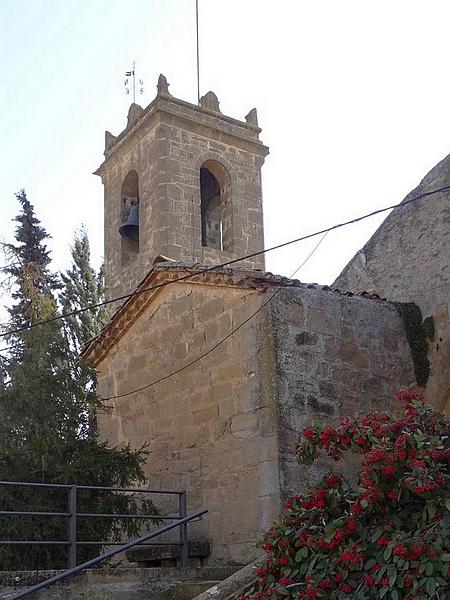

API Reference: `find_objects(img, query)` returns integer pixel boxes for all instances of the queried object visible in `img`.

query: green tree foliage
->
[0,191,152,570]
[59,227,109,353]
[58,227,109,437]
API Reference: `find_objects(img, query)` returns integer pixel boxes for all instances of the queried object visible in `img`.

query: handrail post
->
[179,491,188,567]
[68,485,77,569]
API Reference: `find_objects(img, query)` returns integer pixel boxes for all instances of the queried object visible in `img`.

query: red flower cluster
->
[301,488,327,510]
[337,547,364,566]
[324,474,341,487]
[235,390,450,600]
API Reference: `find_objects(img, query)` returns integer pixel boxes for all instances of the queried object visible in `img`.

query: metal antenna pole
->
[196,0,200,104]
[132,60,136,104]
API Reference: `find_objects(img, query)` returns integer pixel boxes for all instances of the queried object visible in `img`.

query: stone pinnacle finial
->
[127,103,144,128]
[157,74,170,96]
[104,131,117,154]
[245,108,258,127]
[199,91,221,113]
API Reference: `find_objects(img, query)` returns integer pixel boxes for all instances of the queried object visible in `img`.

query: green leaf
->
[376,565,388,583]
[383,547,392,561]
[445,496,450,511]
[371,529,383,543]
[388,566,397,587]
[299,562,308,576]
[427,502,436,521]
[306,554,318,576]
[426,578,437,595]
[294,549,304,563]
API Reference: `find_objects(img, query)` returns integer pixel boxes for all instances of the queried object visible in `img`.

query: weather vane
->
[124,61,144,104]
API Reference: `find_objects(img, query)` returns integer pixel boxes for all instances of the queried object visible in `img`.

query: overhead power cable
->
[104,232,329,402]
[0,183,449,340]
[0,344,15,354]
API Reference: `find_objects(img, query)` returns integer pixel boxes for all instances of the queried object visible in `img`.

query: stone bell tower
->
[95,75,269,300]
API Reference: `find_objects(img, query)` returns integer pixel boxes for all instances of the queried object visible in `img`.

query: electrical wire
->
[103,232,329,401]
[0,345,15,354]
[1,183,449,340]
[3,283,448,361]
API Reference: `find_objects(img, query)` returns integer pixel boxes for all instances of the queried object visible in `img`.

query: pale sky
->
[1,0,450,292]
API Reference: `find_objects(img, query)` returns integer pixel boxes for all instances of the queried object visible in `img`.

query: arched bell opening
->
[120,170,140,263]
[200,160,232,252]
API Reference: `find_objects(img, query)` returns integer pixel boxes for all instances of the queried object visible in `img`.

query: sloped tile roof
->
[81,260,385,366]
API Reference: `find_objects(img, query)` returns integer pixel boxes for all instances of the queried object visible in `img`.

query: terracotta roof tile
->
[81,261,386,366]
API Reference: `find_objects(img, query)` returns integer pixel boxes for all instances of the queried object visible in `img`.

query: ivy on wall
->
[394,302,434,388]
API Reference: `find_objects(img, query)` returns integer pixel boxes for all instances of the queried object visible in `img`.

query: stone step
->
[0,567,236,599]
[173,581,221,600]
[126,541,211,568]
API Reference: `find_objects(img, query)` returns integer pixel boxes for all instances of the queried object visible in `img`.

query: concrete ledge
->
[0,567,238,600]
[192,557,264,600]
[126,540,210,566]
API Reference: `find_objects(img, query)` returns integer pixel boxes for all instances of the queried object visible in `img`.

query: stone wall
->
[94,277,416,566]
[96,87,269,302]
[96,281,279,566]
[333,156,450,411]
[270,287,415,498]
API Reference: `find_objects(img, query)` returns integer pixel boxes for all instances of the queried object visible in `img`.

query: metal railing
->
[0,480,202,581]
[2,510,208,599]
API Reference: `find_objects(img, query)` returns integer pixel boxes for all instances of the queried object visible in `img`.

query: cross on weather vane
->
[124,61,144,104]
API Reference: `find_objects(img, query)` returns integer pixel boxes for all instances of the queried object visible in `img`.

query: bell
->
[119,204,139,242]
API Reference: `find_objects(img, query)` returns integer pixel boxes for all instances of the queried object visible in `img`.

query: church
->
[82,75,449,566]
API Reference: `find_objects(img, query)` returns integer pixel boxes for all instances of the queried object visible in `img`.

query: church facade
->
[83,76,448,565]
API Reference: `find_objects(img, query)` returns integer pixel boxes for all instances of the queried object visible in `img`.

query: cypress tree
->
[0,191,152,570]
[59,227,109,353]
[58,227,109,429]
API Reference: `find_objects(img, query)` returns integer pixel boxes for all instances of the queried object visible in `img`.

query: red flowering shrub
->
[236,391,450,599]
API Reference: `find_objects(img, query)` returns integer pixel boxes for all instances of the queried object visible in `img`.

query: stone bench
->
[126,540,211,568]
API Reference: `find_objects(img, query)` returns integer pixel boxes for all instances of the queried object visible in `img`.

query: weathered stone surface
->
[0,567,237,600]
[127,103,144,128]
[245,108,258,127]
[126,540,210,566]
[93,276,415,565]
[200,92,221,113]
[175,581,222,599]
[333,155,450,411]
[95,280,279,565]
[295,331,318,346]
[193,557,264,600]
[96,82,269,303]
[270,287,415,498]
[157,73,170,96]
